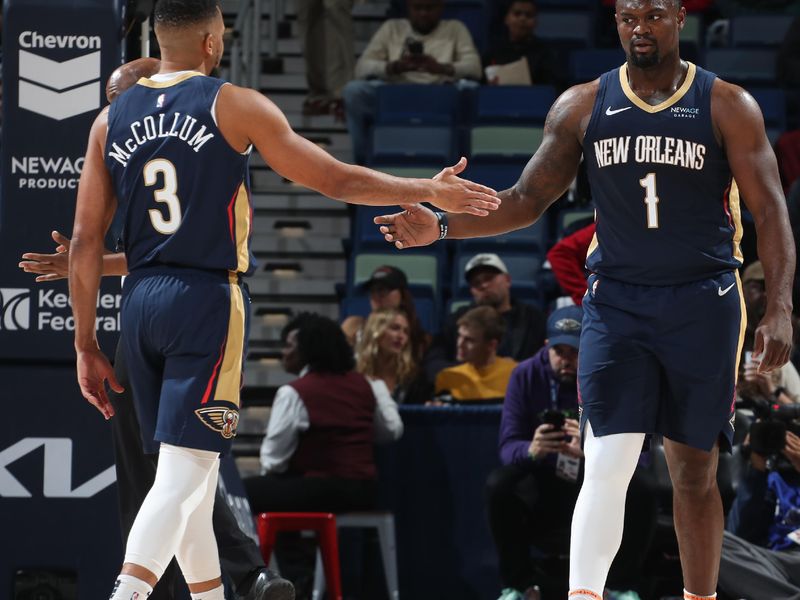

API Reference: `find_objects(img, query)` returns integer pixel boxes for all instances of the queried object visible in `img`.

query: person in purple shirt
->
[486,306,657,600]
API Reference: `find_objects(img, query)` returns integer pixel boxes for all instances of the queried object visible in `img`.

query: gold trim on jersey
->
[618,62,696,114]
[136,71,204,89]
[586,230,599,261]
[233,182,251,273]
[728,179,744,264]
[214,272,245,407]
[733,270,747,384]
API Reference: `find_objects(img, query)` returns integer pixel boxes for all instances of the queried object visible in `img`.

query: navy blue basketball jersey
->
[104,72,256,276]
[583,62,741,285]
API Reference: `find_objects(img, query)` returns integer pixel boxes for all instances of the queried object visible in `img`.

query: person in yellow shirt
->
[435,305,518,402]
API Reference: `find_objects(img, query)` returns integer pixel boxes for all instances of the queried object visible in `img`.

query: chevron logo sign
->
[18,47,101,121]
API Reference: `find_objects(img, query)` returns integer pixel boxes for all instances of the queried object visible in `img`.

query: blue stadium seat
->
[368,125,455,166]
[536,11,593,47]
[569,49,625,83]
[375,85,459,126]
[461,161,527,192]
[459,218,549,254]
[730,15,795,47]
[704,49,777,85]
[473,85,557,125]
[555,208,595,238]
[748,88,787,132]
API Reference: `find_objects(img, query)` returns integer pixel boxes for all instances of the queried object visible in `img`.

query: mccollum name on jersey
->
[593,135,707,171]
[108,111,215,167]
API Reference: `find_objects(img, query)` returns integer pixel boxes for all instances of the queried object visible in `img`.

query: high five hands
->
[376,158,487,249]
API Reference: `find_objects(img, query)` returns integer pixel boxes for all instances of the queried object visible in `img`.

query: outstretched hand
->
[375,204,439,249]
[19,230,71,282]
[428,157,500,216]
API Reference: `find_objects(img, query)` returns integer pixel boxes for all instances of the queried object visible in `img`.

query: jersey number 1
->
[639,172,660,229]
[144,159,182,234]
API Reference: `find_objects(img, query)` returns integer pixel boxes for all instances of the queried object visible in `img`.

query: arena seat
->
[473,85,557,125]
[375,84,459,126]
[368,125,455,166]
[730,15,795,47]
[704,49,778,85]
[469,126,544,160]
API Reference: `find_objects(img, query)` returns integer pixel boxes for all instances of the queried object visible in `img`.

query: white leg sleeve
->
[176,456,221,584]
[124,444,220,579]
[569,423,646,594]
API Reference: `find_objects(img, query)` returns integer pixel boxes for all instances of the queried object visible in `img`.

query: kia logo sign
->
[0,438,115,498]
[17,30,102,121]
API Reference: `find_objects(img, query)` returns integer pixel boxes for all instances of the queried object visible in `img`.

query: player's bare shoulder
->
[710,78,764,146]
[545,80,600,143]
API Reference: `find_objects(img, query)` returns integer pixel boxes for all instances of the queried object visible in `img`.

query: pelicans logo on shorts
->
[195,406,240,439]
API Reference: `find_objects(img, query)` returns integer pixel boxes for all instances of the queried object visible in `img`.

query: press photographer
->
[719,418,800,598]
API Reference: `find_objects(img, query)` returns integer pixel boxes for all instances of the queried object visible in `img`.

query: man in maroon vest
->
[243,313,403,513]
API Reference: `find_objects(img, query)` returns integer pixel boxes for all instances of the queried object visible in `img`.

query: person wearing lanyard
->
[485,306,657,600]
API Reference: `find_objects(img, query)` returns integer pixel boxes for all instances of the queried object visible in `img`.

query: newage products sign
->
[0,0,122,361]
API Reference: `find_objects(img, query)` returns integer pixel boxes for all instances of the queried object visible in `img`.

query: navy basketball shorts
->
[578,270,745,452]
[120,267,250,455]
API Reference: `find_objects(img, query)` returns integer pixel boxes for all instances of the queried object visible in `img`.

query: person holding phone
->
[485,306,656,600]
[341,0,482,163]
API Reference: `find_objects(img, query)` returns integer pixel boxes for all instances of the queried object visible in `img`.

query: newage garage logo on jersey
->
[17,31,101,120]
[0,288,120,332]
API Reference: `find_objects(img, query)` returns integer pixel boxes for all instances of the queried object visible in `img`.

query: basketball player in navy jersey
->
[374,1,795,599]
[67,2,499,600]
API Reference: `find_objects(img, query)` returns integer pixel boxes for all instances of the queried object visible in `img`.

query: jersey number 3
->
[144,159,182,234]
[639,172,660,229]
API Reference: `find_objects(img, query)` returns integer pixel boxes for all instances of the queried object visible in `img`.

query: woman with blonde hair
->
[356,309,430,404]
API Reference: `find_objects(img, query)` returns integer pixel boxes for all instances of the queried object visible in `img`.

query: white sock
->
[684,590,717,599]
[190,584,225,600]
[569,423,646,593]
[108,574,152,600]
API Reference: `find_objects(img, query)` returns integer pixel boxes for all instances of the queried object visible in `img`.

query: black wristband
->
[435,211,448,240]
[774,386,787,399]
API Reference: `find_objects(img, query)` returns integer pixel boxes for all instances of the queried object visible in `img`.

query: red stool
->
[256,512,343,600]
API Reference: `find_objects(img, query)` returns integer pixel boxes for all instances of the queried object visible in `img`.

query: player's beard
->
[629,40,660,69]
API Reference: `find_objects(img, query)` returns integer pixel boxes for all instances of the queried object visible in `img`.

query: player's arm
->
[713,80,795,372]
[376,83,594,248]
[69,107,123,417]
[443,84,590,238]
[215,85,499,216]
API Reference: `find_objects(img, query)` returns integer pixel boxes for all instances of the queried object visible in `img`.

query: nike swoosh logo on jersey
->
[718,282,736,296]
[605,106,632,116]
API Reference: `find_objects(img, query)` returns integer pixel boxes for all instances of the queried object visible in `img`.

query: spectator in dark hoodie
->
[485,306,657,600]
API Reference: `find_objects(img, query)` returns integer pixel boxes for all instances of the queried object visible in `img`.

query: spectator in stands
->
[341,265,429,361]
[482,0,565,89]
[424,253,546,382]
[719,426,800,598]
[546,222,595,306]
[342,0,482,163]
[356,309,431,404]
[739,261,800,405]
[244,312,403,513]
[486,306,656,600]
[433,306,518,402]
[296,0,354,117]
